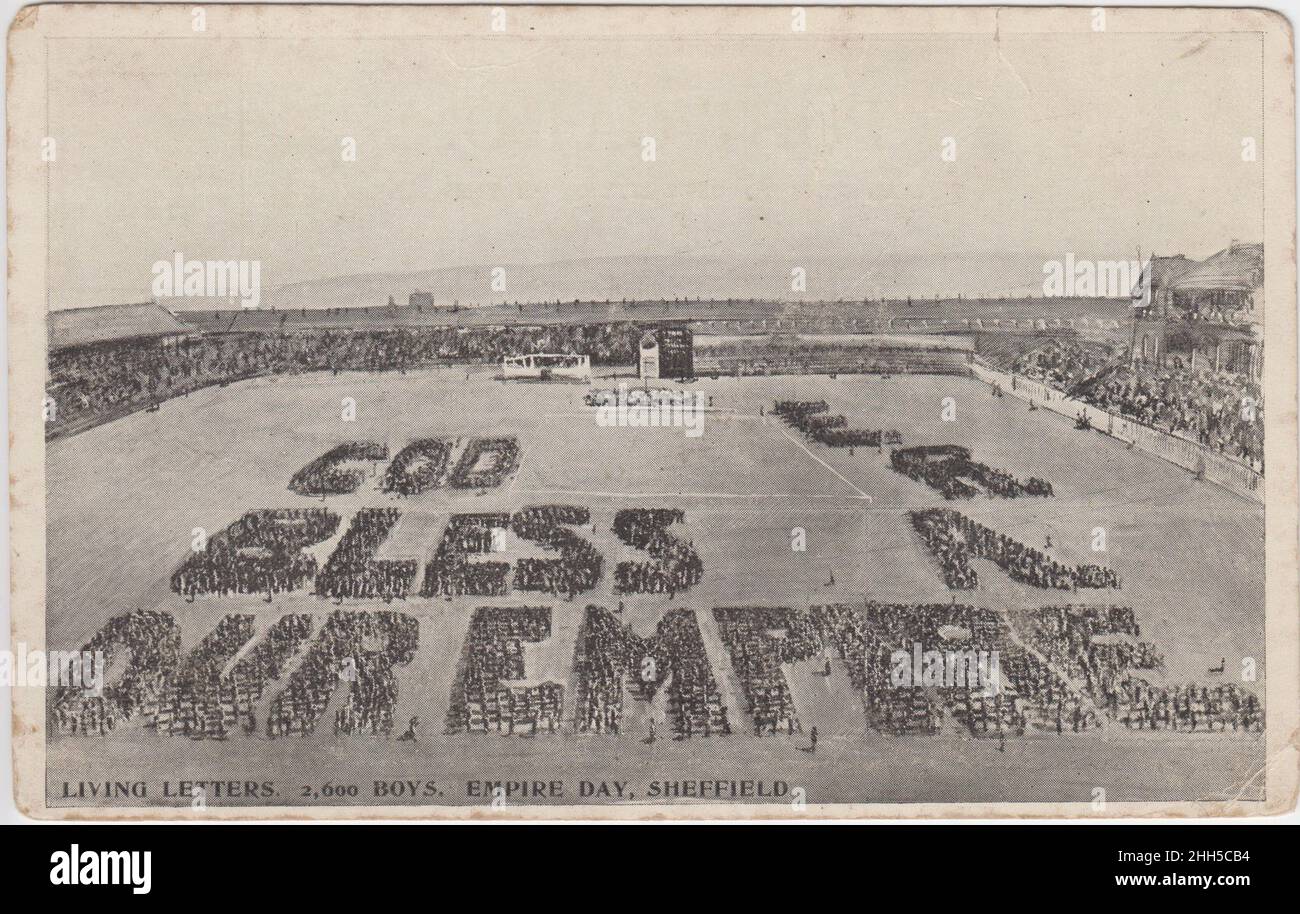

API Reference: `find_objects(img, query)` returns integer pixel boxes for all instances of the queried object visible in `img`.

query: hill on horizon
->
[154,252,1083,312]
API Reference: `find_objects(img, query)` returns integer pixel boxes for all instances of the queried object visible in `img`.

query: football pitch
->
[44,367,1266,808]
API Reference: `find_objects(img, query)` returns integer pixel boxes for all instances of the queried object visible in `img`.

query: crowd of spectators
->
[316,508,416,601]
[1073,365,1264,471]
[611,508,703,597]
[1006,339,1112,390]
[53,610,182,736]
[266,610,418,738]
[510,505,603,598]
[46,323,654,440]
[171,508,340,599]
[289,442,388,497]
[1011,604,1261,732]
[574,606,729,739]
[910,509,1119,591]
[422,513,513,598]
[811,602,1026,736]
[445,606,563,735]
[446,436,521,489]
[1111,680,1262,732]
[381,438,453,496]
[989,338,1264,472]
[222,614,315,734]
[153,614,256,738]
[890,445,1053,500]
[773,400,886,448]
[713,607,821,735]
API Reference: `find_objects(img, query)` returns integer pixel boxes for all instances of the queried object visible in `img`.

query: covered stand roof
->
[1170,243,1264,294]
[49,303,190,351]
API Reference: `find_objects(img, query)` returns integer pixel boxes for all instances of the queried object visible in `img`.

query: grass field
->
[45,366,1266,808]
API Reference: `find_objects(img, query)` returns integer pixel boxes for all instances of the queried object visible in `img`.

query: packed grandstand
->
[45,296,1264,479]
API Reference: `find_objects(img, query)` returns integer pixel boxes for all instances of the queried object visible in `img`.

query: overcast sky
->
[47,30,1265,308]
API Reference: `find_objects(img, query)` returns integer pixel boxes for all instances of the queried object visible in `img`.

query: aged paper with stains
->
[7,4,1298,820]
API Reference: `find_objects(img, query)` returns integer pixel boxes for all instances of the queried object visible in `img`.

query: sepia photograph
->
[4,3,1298,830]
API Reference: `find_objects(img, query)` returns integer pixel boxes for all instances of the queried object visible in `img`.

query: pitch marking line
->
[508,448,528,496]
[772,423,873,502]
[512,488,870,501]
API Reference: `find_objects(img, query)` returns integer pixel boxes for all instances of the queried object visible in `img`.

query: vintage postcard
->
[7,4,1298,820]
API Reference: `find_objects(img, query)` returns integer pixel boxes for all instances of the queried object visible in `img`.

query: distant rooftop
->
[49,303,190,351]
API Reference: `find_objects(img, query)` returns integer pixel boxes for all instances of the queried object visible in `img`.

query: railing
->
[970,361,1263,503]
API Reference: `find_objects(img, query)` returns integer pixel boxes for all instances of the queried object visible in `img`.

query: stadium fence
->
[970,360,1263,503]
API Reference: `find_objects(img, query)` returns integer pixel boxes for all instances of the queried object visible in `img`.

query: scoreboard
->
[654,325,694,379]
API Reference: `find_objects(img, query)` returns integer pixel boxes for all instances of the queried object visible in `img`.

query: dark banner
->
[7,823,1283,899]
